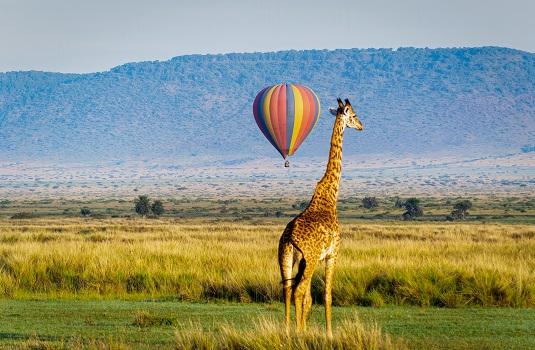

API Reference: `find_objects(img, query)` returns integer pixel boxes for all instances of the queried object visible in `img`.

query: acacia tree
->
[394,197,404,208]
[151,200,165,217]
[447,200,472,220]
[134,195,151,217]
[292,201,308,210]
[402,198,423,220]
[362,196,378,209]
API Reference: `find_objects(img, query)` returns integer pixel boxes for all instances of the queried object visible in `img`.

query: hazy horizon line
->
[1,45,531,75]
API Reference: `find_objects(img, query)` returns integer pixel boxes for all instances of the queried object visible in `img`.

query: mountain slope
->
[0,47,534,161]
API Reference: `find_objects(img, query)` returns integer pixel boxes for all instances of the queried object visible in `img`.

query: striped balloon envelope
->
[252,83,321,159]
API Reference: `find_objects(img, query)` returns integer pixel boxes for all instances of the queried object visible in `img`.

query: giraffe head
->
[329,98,363,131]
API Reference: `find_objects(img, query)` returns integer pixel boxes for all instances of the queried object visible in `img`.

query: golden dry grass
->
[1,218,535,306]
[174,315,405,350]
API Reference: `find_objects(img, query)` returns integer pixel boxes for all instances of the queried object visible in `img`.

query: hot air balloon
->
[253,83,320,166]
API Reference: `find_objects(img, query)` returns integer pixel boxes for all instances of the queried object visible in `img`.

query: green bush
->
[10,212,37,220]
[362,197,379,209]
[134,195,151,217]
[126,272,154,293]
[447,200,473,220]
[402,198,423,220]
[151,200,165,216]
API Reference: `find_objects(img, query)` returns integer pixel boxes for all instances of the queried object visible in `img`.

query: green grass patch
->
[1,300,535,349]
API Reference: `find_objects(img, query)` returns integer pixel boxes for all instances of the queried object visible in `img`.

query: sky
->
[2,0,534,73]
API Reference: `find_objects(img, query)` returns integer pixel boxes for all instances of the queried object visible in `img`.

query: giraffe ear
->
[329,108,338,116]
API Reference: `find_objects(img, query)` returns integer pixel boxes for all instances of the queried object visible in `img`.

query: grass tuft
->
[174,316,405,350]
[133,310,175,327]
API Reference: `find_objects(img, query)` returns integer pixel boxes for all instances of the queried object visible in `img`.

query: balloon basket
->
[284,160,290,168]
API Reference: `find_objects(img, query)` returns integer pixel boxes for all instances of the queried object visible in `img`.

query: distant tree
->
[80,208,91,217]
[292,201,308,210]
[447,200,472,221]
[454,200,472,213]
[402,198,423,220]
[394,198,404,208]
[151,200,165,217]
[10,212,37,220]
[134,195,151,217]
[362,196,378,209]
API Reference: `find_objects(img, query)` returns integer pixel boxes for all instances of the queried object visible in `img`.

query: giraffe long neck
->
[308,116,345,211]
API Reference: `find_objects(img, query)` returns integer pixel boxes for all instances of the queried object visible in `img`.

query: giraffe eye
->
[344,107,349,114]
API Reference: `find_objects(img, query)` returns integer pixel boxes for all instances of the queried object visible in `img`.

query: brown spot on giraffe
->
[278,97,363,337]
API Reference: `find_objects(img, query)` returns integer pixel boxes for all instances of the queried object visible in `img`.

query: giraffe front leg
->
[324,256,336,338]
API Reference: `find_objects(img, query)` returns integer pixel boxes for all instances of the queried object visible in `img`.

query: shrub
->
[359,290,385,307]
[126,272,154,293]
[362,196,378,209]
[10,212,37,220]
[402,198,423,220]
[134,195,151,217]
[447,200,472,221]
[454,200,472,212]
[292,201,308,210]
[151,200,165,216]
[80,207,91,217]
[394,198,404,208]
[133,310,175,327]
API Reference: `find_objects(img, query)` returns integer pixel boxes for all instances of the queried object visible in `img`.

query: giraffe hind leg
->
[302,278,313,331]
[278,240,294,333]
[293,257,316,332]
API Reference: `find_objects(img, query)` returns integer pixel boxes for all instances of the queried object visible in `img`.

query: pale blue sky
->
[2,0,534,73]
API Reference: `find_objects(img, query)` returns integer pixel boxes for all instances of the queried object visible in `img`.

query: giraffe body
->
[278,98,363,337]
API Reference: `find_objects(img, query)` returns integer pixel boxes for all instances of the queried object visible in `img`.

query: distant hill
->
[1,47,534,162]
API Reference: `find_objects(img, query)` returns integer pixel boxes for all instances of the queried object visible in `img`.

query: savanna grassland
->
[2,218,535,306]
[1,196,535,349]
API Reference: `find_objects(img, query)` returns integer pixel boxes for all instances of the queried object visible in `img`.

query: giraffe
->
[278,97,363,337]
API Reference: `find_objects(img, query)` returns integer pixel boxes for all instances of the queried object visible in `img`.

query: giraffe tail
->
[279,242,306,287]
[280,260,306,289]
[292,258,306,288]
